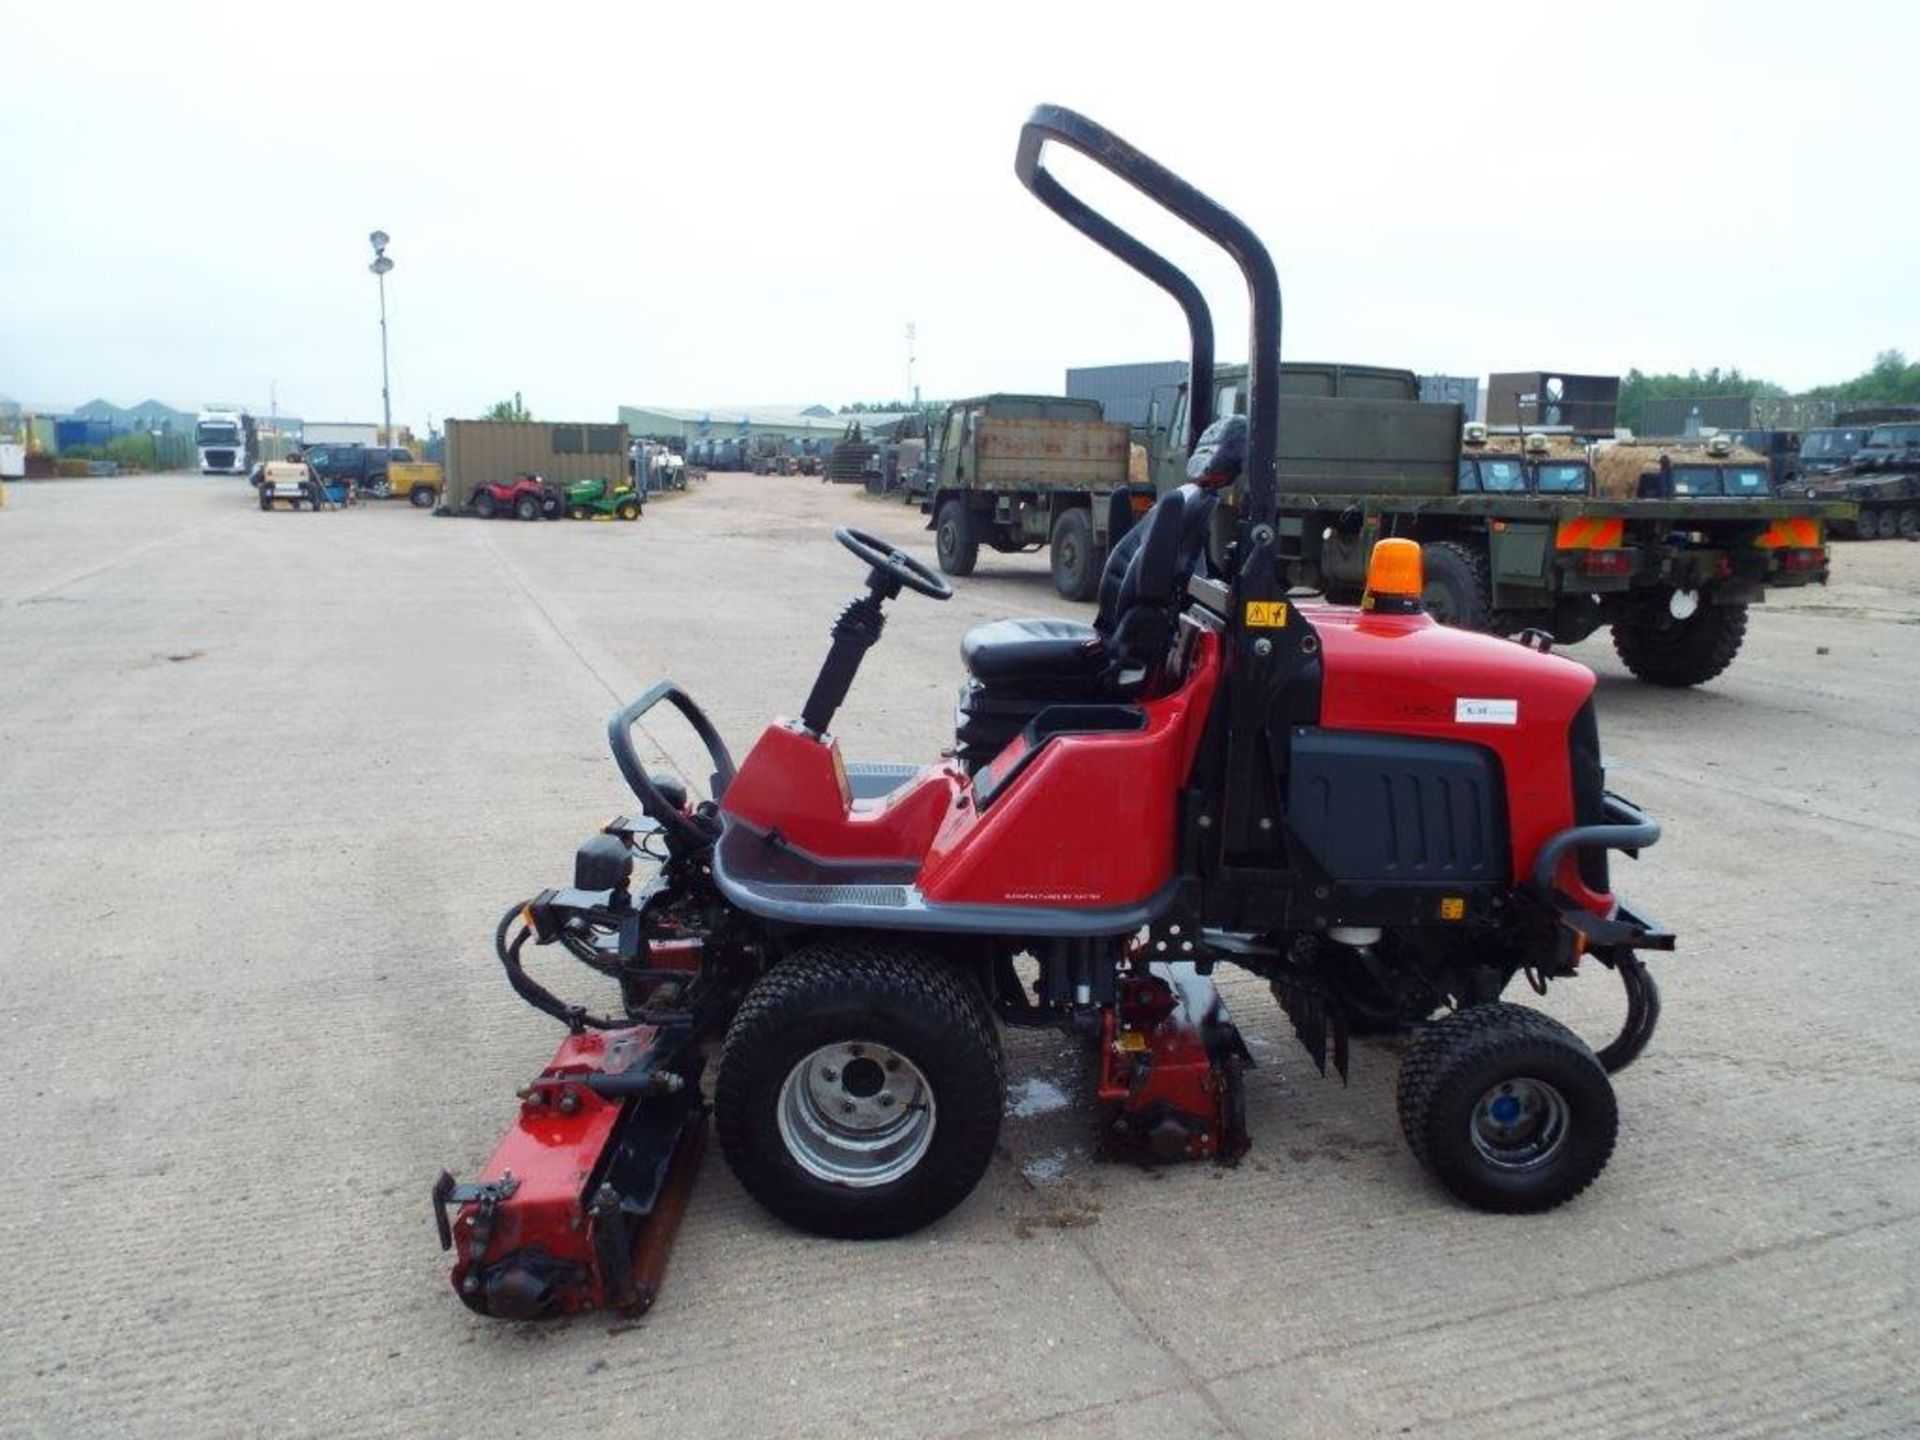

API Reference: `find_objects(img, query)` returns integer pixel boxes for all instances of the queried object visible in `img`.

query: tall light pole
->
[368,230,395,445]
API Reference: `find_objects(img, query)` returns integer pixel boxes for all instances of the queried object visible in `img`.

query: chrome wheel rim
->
[1469,1077,1569,1171]
[776,1041,935,1188]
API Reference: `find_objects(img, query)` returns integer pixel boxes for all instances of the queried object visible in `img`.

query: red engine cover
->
[1306,604,1606,909]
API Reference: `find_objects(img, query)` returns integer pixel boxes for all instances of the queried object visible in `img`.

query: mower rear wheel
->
[1611,602,1747,687]
[568,505,591,521]
[474,490,497,519]
[716,941,1004,1239]
[514,495,540,522]
[935,501,979,577]
[1397,1002,1617,1214]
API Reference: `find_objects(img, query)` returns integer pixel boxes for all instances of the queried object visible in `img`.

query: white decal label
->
[1455,698,1518,726]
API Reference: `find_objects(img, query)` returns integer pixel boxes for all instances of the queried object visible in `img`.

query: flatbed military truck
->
[922,394,1152,600]
[1146,364,1843,687]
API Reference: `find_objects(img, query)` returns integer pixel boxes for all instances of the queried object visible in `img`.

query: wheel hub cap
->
[777,1041,935,1188]
[1469,1077,1570,1171]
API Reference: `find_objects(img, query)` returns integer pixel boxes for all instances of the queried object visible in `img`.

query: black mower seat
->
[961,617,1106,685]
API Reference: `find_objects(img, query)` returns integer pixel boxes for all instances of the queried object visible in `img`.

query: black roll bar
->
[1015,104,1282,523]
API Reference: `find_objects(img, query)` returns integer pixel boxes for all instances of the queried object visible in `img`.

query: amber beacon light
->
[1362,538,1425,614]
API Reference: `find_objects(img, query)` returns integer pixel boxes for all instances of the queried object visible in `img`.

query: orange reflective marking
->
[1757,517,1821,549]
[1555,517,1623,549]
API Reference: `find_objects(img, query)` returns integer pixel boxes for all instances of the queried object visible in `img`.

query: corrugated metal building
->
[619,404,905,447]
[1486,371,1620,434]
[1419,374,1482,421]
[443,419,630,508]
[1064,360,1189,427]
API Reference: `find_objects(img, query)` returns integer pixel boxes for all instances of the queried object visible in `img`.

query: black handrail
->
[1015,104,1282,523]
[1531,792,1662,891]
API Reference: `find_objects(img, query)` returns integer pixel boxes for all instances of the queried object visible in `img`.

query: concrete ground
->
[2,471,1915,1439]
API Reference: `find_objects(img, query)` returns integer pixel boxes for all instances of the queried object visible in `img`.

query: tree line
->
[1620,351,1919,431]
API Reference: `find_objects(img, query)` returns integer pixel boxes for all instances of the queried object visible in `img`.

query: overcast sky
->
[3,0,1913,428]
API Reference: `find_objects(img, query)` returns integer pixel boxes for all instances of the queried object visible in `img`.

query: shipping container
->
[443,419,632,508]
[54,418,115,452]
[302,421,381,447]
[1635,396,1756,438]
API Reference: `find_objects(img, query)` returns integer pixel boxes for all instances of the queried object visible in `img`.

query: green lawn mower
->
[565,477,643,522]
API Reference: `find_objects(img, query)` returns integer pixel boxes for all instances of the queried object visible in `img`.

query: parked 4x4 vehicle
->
[301,443,389,501]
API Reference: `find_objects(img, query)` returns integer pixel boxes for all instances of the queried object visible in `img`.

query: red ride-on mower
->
[435,106,1672,1321]
[472,473,563,521]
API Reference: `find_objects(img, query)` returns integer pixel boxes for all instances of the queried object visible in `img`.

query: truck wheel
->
[1397,1002,1617,1214]
[409,486,435,509]
[1050,508,1101,602]
[935,501,978,578]
[473,491,497,519]
[715,940,1004,1239]
[368,476,393,500]
[1900,508,1920,539]
[1876,507,1902,540]
[1419,540,1493,630]
[1611,602,1747,687]
[514,494,540,522]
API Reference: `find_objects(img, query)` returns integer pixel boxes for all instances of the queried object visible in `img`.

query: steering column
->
[800,528,951,736]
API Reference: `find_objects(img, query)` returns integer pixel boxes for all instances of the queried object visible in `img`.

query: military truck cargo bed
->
[972,416,1129,489]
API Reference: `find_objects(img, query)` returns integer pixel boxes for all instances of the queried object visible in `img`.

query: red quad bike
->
[472,473,564,521]
[435,106,1672,1321]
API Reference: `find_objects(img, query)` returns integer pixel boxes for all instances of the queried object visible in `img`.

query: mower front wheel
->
[616,500,641,521]
[1396,1002,1617,1214]
[715,941,1004,1239]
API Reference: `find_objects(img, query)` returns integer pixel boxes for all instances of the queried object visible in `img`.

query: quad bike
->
[435,106,1672,1321]
[566,476,643,521]
[472,474,564,521]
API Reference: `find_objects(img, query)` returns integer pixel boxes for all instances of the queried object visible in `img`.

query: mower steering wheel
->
[835,527,952,601]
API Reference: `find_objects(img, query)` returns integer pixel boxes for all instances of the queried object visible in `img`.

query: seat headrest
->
[1186,414,1246,489]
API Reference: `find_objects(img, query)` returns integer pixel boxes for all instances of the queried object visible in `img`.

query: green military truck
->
[1147,364,1843,687]
[923,394,1154,600]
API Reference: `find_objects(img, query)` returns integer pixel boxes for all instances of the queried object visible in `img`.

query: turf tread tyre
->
[1397,1002,1617,1214]
[935,500,979,577]
[1420,540,1494,630]
[716,940,1003,1239]
[1611,603,1747,687]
